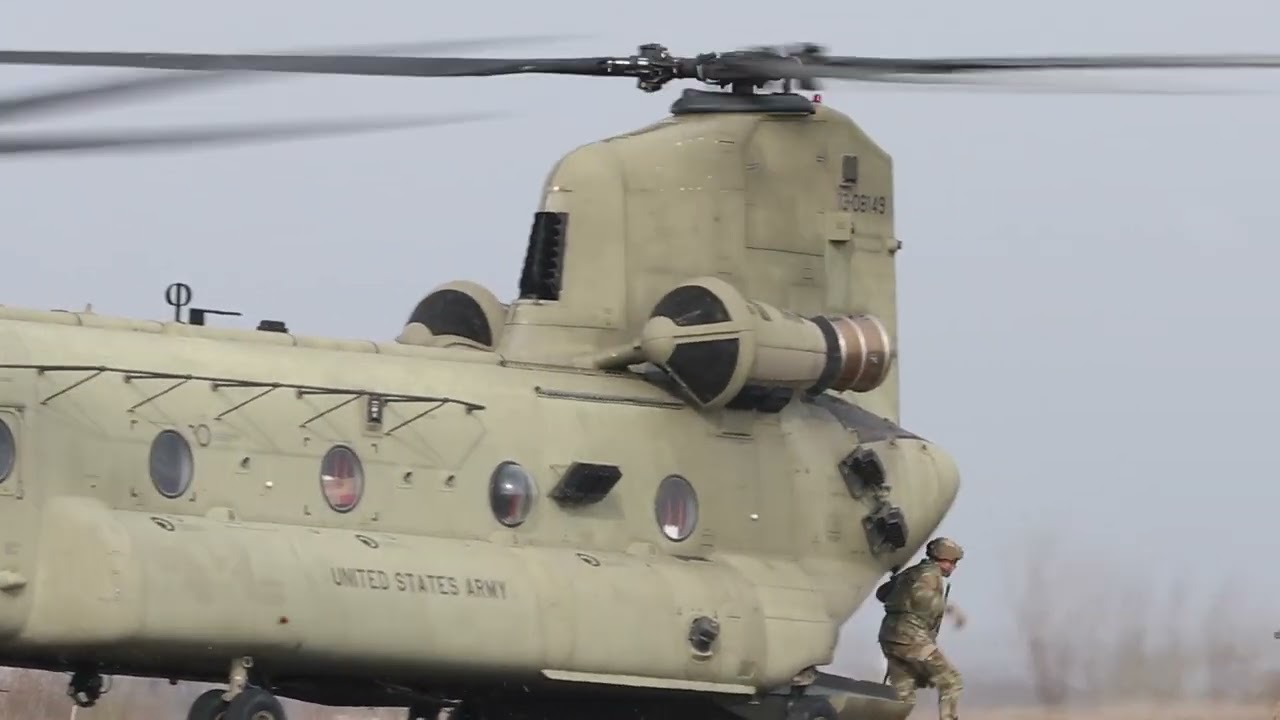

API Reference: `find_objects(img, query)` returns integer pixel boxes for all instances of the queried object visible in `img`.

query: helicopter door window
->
[0,419,14,483]
[149,429,193,499]
[489,461,536,528]
[320,445,364,513]
[655,474,698,542]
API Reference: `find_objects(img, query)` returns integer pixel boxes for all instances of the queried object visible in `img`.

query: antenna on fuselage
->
[163,281,242,327]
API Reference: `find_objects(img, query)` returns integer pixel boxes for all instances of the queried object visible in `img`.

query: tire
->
[187,689,229,720]
[222,687,288,720]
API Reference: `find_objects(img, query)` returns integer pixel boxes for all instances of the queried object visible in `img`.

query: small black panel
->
[863,503,908,556]
[549,462,622,506]
[519,211,568,301]
[256,319,289,333]
[841,154,859,185]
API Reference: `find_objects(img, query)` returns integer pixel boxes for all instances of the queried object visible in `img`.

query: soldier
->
[875,537,964,720]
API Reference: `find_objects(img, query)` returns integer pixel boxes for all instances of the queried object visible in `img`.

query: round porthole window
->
[0,420,14,484]
[320,445,364,513]
[655,474,698,542]
[149,429,193,498]
[489,461,535,528]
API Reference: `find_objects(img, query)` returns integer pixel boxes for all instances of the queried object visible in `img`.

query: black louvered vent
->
[519,211,568,301]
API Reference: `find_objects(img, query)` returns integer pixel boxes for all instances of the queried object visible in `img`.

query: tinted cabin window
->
[655,474,698,542]
[490,461,536,527]
[321,445,364,513]
[150,430,193,498]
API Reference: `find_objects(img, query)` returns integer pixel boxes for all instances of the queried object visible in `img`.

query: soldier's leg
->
[919,647,963,720]
[879,644,918,705]
[883,656,918,704]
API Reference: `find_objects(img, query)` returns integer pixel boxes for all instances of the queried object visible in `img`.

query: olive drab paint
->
[0,89,957,720]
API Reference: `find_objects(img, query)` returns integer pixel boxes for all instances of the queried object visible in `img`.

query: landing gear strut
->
[186,657,288,720]
[783,667,836,720]
[67,669,109,707]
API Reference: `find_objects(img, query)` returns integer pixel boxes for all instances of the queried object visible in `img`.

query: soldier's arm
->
[945,603,967,629]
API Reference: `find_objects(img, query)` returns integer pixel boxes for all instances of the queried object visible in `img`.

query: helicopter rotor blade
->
[820,71,1250,95]
[807,52,1280,75]
[4,40,1279,101]
[0,112,497,156]
[727,51,1280,92]
[0,34,585,122]
[0,50,617,80]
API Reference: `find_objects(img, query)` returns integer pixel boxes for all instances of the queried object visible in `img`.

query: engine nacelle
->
[396,281,508,351]
[639,277,894,409]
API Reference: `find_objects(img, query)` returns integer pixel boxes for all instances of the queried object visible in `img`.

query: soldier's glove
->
[946,603,967,629]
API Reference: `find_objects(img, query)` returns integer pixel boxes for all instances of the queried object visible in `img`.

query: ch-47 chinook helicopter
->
[1,35,1279,720]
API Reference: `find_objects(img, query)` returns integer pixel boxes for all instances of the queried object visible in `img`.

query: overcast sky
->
[3,0,1278,689]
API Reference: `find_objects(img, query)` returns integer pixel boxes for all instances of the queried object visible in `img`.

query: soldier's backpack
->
[874,566,902,603]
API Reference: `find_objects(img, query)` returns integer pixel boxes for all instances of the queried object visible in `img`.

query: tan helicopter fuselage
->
[0,95,960,707]
[0,308,955,693]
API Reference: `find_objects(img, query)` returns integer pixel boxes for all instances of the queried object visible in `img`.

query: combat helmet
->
[926,537,964,562]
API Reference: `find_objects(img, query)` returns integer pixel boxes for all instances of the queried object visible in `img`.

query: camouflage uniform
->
[876,537,964,720]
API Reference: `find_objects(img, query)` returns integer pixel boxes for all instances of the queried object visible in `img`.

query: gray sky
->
[4,0,1278,690]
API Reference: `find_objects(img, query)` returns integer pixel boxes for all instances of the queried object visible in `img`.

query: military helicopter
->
[1,35,1279,720]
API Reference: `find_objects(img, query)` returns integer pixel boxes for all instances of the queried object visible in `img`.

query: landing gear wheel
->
[187,689,229,720]
[786,696,837,720]
[222,687,287,720]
